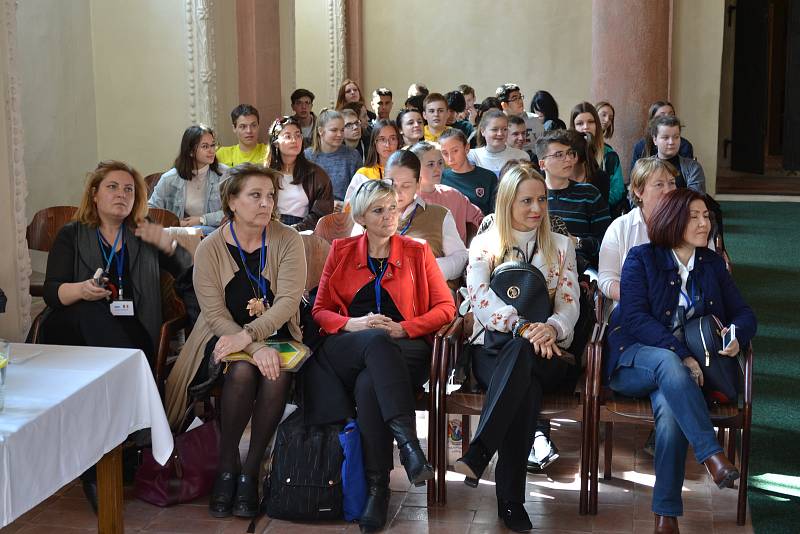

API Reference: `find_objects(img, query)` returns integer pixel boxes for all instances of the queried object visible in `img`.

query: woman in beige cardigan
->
[165,163,306,519]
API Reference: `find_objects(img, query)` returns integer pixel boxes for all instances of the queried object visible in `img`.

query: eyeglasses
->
[344,120,362,130]
[354,178,394,200]
[508,94,525,103]
[542,149,578,161]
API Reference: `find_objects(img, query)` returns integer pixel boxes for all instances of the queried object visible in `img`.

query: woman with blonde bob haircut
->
[455,163,579,532]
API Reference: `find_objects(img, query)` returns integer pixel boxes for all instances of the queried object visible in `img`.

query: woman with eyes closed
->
[165,164,306,519]
[343,119,401,203]
[468,109,530,176]
[456,164,579,532]
[305,178,455,532]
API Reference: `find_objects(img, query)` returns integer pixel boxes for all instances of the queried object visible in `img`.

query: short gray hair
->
[351,179,396,219]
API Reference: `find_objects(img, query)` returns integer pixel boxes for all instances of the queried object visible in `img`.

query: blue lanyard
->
[367,256,389,313]
[229,221,267,300]
[399,204,419,235]
[97,227,125,298]
[679,276,696,312]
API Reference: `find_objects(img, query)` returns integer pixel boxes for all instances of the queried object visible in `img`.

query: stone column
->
[236,0,282,141]
[345,0,363,88]
[591,0,672,180]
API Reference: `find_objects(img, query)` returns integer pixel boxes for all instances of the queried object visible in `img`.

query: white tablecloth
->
[0,344,174,526]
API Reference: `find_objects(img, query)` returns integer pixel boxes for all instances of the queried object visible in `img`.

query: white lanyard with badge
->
[95,226,135,316]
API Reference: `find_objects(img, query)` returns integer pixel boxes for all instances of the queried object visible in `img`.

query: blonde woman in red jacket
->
[307,178,455,533]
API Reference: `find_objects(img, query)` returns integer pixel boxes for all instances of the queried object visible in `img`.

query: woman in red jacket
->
[309,178,455,532]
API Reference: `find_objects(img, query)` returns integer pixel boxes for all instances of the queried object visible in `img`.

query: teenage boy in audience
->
[290,88,316,147]
[440,129,498,215]
[216,104,268,166]
[457,84,478,124]
[370,88,394,122]
[497,83,543,155]
[423,92,450,142]
[536,130,611,270]
[445,91,475,140]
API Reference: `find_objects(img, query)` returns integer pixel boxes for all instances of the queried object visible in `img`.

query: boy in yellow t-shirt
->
[422,92,448,142]
[216,104,268,166]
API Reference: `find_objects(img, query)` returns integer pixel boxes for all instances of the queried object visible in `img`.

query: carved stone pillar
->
[327,0,346,107]
[591,0,672,179]
[0,0,32,340]
[186,0,218,127]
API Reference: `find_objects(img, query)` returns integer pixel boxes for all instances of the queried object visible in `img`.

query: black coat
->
[43,221,192,349]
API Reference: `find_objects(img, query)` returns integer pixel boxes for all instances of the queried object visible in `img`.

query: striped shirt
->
[547,180,611,268]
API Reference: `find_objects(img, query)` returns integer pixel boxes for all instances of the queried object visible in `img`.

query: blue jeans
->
[609,343,722,516]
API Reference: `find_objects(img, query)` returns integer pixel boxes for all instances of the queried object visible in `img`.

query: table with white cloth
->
[0,344,174,533]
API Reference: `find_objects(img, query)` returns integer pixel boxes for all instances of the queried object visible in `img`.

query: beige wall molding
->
[2,0,31,339]
[327,0,347,107]
[186,0,217,127]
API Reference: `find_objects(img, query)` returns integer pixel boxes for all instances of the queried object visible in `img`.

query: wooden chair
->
[26,206,78,296]
[313,211,354,243]
[433,284,600,512]
[300,234,331,292]
[585,294,753,525]
[144,172,163,198]
[148,207,180,228]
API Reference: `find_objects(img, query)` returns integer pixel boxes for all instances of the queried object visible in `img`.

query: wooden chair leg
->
[717,426,725,447]
[461,416,471,456]
[437,406,447,504]
[726,427,736,464]
[427,406,436,506]
[579,418,588,515]
[603,422,613,480]
[589,403,601,514]
[738,408,752,525]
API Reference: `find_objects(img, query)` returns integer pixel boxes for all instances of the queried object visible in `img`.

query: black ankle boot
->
[232,474,259,518]
[455,440,492,487]
[497,499,533,532]
[388,415,433,486]
[360,471,390,533]
[209,472,237,518]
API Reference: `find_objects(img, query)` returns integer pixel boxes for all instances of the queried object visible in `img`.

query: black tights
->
[218,361,292,477]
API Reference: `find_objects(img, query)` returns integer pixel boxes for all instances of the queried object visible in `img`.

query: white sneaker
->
[530,432,560,470]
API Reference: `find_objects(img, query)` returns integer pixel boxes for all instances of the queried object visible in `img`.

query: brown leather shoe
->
[703,452,740,488]
[654,514,679,533]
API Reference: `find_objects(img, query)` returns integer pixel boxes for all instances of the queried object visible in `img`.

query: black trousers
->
[472,337,570,503]
[316,329,430,472]
[41,300,154,364]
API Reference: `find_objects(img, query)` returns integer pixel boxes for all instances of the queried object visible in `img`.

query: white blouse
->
[466,227,580,346]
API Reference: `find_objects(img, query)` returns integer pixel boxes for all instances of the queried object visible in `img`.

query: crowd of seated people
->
[36,78,755,534]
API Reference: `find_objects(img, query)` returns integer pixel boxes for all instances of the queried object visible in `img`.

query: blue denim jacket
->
[148,166,228,226]
[605,243,756,381]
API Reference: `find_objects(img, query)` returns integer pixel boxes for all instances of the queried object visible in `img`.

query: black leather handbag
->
[482,260,552,352]
[264,409,344,521]
[683,314,740,404]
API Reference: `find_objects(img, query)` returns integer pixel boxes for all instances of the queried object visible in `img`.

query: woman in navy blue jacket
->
[606,188,756,533]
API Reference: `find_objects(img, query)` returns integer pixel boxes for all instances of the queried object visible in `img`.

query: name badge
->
[110,300,135,317]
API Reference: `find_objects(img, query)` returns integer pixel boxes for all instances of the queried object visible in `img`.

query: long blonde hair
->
[493,163,557,267]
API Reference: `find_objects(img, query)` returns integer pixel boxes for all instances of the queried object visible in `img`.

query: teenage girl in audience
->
[468,109,530,176]
[344,119,401,203]
[165,164,305,519]
[379,150,468,283]
[410,141,484,244]
[531,90,566,131]
[471,97,502,147]
[649,115,706,192]
[336,78,376,122]
[304,109,362,208]
[440,128,499,216]
[456,164,579,532]
[598,157,678,304]
[630,100,694,171]
[305,179,454,533]
[571,102,625,210]
[570,130,611,205]
[595,101,616,144]
[396,108,425,148]
[606,188,755,533]
[341,108,367,163]
[265,116,333,231]
[149,124,227,233]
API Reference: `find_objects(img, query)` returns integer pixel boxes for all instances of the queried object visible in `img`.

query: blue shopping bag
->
[338,420,367,521]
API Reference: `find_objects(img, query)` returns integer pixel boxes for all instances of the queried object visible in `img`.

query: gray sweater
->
[304,145,362,200]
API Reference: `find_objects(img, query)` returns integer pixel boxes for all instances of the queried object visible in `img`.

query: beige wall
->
[294,0,330,109]
[18,0,98,219]
[671,0,725,194]
[362,0,593,121]
[214,1,241,147]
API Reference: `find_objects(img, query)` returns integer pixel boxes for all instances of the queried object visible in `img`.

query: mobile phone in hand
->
[723,324,736,350]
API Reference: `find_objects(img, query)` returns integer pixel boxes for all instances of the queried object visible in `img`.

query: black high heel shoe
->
[388,416,434,486]
[454,440,492,488]
[359,471,390,533]
[497,499,533,532]
[232,474,259,518]
[209,472,238,518]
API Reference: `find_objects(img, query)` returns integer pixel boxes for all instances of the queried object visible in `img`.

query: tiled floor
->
[1,420,752,533]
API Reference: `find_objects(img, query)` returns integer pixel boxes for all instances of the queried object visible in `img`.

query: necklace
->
[229,221,269,317]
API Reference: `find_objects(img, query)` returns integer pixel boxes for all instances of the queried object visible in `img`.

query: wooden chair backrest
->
[148,207,180,228]
[302,233,331,291]
[26,206,78,252]
[144,172,162,198]
[314,211,354,243]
